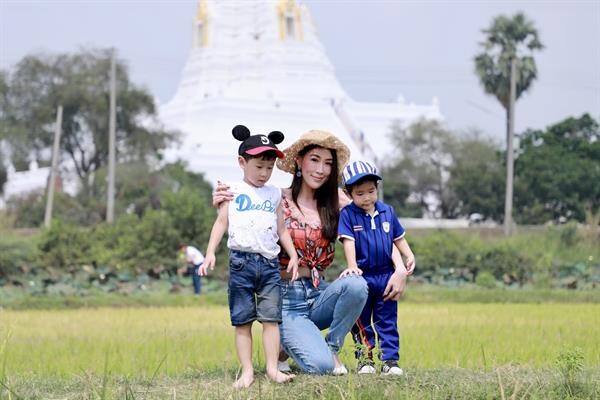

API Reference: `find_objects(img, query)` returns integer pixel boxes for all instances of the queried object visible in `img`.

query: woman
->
[214,130,406,374]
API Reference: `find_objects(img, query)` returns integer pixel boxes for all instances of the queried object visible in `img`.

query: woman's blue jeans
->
[279,275,368,374]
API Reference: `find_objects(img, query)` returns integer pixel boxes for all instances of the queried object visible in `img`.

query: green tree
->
[6,190,89,228]
[474,12,543,230]
[85,161,214,227]
[385,118,458,218]
[448,131,505,221]
[155,162,215,247]
[2,48,177,186]
[380,170,420,218]
[5,160,215,239]
[515,114,600,224]
[474,13,543,110]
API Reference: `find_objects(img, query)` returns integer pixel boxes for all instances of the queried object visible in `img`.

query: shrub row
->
[1,222,598,290]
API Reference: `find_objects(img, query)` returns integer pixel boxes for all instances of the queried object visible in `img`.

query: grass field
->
[1,301,599,399]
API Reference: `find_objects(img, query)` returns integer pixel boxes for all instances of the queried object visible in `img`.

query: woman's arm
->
[212,181,234,208]
[338,188,352,209]
[277,203,299,281]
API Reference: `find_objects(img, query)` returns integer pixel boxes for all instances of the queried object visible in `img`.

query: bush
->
[559,222,581,247]
[37,220,92,269]
[411,232,465,274]
[479,245,533,286]
[408,228,598,287]
[475,271,497,289]
[114,210,179,271]
[89,214,139,270]
[0,234,37,278]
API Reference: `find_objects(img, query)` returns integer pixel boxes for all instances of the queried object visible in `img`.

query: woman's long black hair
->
[289,144,340,242]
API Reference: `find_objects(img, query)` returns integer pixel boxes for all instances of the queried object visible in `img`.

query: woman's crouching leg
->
[280,314,335,374]
[311,275,369,354]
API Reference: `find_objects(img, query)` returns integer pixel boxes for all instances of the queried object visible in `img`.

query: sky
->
[1,0,599,145]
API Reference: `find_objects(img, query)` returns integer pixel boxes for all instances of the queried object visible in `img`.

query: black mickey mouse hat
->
[233,125,285,158]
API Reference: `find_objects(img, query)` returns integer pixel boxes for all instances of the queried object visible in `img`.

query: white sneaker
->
[332,365,348,376]
[357,364,376,374]
[381,364,404,376]
[278,360,291,373]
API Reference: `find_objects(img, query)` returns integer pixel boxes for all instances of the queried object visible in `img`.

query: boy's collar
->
[349,200,386,214]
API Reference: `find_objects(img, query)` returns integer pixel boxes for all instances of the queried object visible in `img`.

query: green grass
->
[3,285,600,310]
[3,368,599,399]
[1,303,599,398]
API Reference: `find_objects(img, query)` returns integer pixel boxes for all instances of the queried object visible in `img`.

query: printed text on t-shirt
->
[234,194,276,213]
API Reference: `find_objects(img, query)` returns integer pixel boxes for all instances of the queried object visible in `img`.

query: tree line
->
[383,115,599,225]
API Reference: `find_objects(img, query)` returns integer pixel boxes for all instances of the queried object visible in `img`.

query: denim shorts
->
[228,250,282,326]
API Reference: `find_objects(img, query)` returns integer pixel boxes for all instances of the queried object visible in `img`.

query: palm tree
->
[474,12,543,235]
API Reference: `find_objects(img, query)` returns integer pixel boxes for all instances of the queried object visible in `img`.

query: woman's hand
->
[338,188,352,209]
[212,180,234,208]
[287,256,299,282]
[339,267,363,278]
[383,270,407,301]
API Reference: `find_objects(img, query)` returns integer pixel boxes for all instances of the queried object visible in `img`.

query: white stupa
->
[160,0,442,187]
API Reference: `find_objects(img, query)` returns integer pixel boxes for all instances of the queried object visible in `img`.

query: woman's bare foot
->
[233,371,255,389]
[266,368,295,384]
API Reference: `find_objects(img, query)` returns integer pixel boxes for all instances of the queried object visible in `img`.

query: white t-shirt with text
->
[227,181,281,260]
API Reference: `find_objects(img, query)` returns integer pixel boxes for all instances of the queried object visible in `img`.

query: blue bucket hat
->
[342,161,382,186]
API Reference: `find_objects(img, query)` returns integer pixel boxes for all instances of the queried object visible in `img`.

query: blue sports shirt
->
[338,201,405,273]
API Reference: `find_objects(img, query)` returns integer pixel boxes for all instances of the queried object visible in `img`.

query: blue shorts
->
[228,250,282,326]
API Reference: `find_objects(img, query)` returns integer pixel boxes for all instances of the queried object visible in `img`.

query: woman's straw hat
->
[276,130,351,174]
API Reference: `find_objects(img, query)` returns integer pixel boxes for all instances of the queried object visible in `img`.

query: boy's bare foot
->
[233,372,255,389]
[333,353,344,368]
[332,354,348,375]
[266,368,295,384]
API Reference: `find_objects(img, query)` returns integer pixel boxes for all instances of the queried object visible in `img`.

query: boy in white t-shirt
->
[200,125,299,388]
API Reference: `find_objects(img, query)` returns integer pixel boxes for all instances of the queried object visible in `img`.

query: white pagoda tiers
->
[160,0,442,187]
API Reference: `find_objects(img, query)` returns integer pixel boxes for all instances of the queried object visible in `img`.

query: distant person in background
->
[179,244,205,295]
[338,160,415,376]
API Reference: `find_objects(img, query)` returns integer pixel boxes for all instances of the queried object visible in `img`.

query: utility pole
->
[504,57,517,236]
[106,51,117,223]
[43,105,63,228]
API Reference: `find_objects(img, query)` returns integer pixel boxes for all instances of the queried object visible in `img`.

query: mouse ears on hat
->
[267,131,284,144]
[232,125,251,141]
[232,125,284,144]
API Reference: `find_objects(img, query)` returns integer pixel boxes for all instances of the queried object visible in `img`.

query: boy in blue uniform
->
[338,161,415,376]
